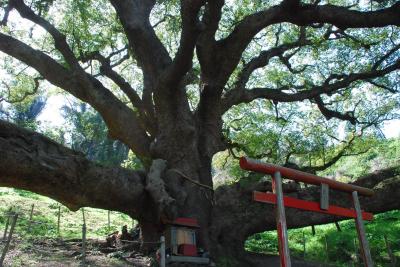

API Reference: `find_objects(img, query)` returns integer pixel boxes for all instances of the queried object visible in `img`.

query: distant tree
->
[12,96,46,130]
[0,95,46,130]
[61,101,129,166]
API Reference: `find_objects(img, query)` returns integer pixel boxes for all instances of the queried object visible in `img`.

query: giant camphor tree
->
[0,0,400,265]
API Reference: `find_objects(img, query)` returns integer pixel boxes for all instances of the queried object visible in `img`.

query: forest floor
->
[1,188,399,266]
[0,188,154,266]
[2,235,152,267]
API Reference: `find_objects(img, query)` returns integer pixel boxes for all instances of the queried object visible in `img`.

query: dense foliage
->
[246,210,400,267]
[1,1,399,157]
[1,0,400,264]
[61,101,129,166]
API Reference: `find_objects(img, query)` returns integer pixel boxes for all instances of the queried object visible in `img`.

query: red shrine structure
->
[240,157,374,267]
[163,217,210,265]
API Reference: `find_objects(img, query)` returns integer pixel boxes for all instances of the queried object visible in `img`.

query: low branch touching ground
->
[0,120,149,217]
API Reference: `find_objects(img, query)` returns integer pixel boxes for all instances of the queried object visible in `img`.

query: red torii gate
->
[240,157,374,267]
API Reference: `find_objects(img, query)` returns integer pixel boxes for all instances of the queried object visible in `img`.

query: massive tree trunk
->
[2,119,400,266]
[1,0,400,266]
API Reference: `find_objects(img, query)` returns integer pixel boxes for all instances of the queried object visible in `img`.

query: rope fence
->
[0,205,166,267]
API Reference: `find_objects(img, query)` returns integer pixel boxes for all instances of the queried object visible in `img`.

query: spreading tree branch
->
[215,1,400,88]
[80,50,156,136]
[109,0,171,83]
[110,0,203,130]
[0,119,149,217]
[234,29,309,90]
[222,57,400,112]
[0,77,42,104]
[162,0,205,87]
[0,33,151,159]
[313,95,357,125]
[0,1,12,26]
[301,130,362,173]
[372,43,400,70]
[196,0,224,72]
[10,0,80,69]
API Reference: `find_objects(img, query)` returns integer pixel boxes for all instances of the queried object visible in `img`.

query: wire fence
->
[0,203,134,238]
[0,205,165,267]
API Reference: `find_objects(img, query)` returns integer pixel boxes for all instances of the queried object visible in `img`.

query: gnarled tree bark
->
[1,0,400,265]
[2,119,400,266]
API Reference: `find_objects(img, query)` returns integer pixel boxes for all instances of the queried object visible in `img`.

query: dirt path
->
[2,236,152,267]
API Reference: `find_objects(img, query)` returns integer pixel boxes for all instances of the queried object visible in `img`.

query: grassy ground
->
[246,210,400,267]
[0,188,134,239]
[2,188,399,266]
[0,188,151,266]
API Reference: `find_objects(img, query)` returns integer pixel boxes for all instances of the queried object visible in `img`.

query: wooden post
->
[384,235,396,267]
[324,235,329,262]
[3,208,12,240]
[320,183,329,210]
[335,221,342,232]
[272,171,291,267]
[353,238,359,266]
[0,213,18,265]
[302,231,306,259]
[2,215,10,241]
[108,210,111,230]
[57,205,61,236]
[82,223,87,264]
[28,204,34,232]
[311,225,316,236]
[352,191,373,267]
[81,207,87,264]
[160,236,166,267]
[81,208,86,225]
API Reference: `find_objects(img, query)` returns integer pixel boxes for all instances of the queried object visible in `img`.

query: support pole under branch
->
[273,171,291,267]
[352,191,373,267]
[160,236,166,267]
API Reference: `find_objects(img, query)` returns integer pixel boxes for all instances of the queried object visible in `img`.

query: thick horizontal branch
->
[289,3,400,29]
[235,30,309,90]
[0,120,148,217]
[224,2,400,61]
[221,58,400,112]
[216,2,400,88]
[212,165,400,248]
[313,95,357,124]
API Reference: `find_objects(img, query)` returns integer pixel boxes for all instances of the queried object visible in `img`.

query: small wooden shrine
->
[164,217,209,264]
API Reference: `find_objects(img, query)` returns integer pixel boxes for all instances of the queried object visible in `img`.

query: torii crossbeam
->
[240,157,374,267]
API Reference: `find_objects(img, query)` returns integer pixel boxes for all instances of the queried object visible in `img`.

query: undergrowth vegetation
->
[246,210,400,266]
[0,188,133,240]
